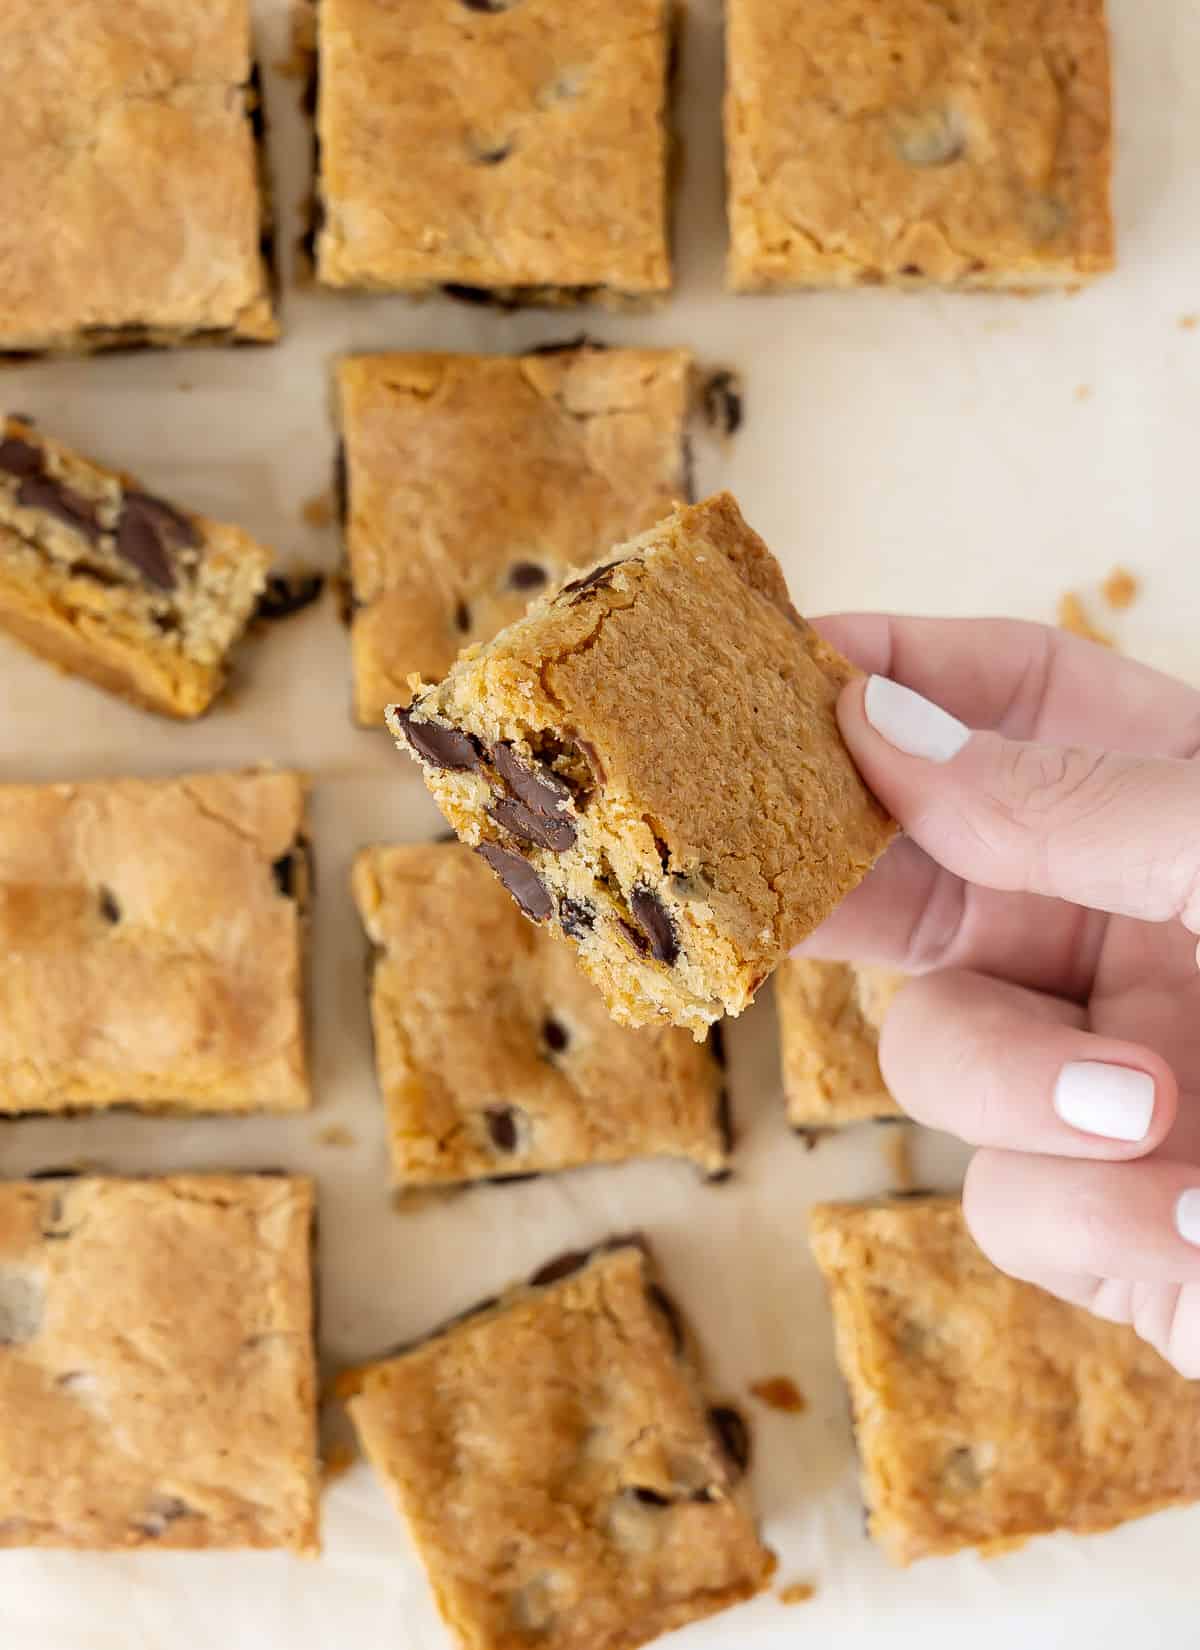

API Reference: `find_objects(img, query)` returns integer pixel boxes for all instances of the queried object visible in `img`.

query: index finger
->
[813,615,1200,759]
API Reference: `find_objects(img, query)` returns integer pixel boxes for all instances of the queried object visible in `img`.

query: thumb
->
[839,675,1200,930]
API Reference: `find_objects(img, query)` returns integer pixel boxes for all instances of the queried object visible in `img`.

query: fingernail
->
[863,676,970,763]
[1053,1061,1155,1142]
[1176,1190,1200,1247]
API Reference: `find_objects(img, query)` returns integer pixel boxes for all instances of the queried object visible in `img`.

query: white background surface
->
[2,0,1199,1645]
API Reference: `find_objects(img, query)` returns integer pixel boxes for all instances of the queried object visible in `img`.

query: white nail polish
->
[1053,1062,1155,1142]
[863,676,970,764]
[1176,1189,1200,1247]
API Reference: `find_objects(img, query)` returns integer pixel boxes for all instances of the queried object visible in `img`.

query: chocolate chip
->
[333,441,348,523]
[271,846,307,899]
[629,887,679,965]
[529,1249,590,1288]
[542,1017,568,1053]
[116,492,199,591]
[394,707,484,772]
[562,560,620,603]
[708,1022,726,1069]
[709,1406,751,1477]
[488,797,576,852]
[16,475,102,544]
[472,139,513,165]
[702,370,744,438]
[629,1487,672,1507]
[0,436,42,477]
[486,1171,541,1186]
[256,573,325,621]
[558,897,594,939]
[509,561,548,590]
[454,599,471,633]
[485,1108,521,1152]
[442,282,506,306]
[461,0,517,11]
[492,742,572,816]
[476,842,553,922]
[620,919,650,957]
[98,887,120,925]
[647,1284,685,1355]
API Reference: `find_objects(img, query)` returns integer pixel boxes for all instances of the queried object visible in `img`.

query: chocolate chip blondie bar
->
[338,346,692,725]
[0,1174,318,1550]
[313,0,673,301]
[0,419,271,717]
[389,493,896,1037]
[352,841,729,1187]
[0,0,275,352]
[777,958,905,1129]
[809,1196,1200,1564]
[344,1240,774,1649]
[0,770,309,1114]
[726,0,1114,291]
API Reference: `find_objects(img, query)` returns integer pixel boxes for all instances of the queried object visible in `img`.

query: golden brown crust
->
[809,1197,1200,1564]
[0,770,309,1114]
[777,958,905,1126]
[392,493,896,1036]
[0,420,271,717]
[347,1244,774,1649]
[0,0,275,350]
[726,0,1114,291]
[315,0,672,295]
[352,841,727,1184]
[338,348,691,726]
[0,1175,319,1551]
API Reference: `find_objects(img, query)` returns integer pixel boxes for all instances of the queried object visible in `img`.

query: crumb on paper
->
[779,1581,817,1606]
[1180,315,1198,331]
[1101,566,1139,611]
[1074,384,1093,402]
[701,368,745,439]
[316,1123,356,1148]
[322,1441,357,1484]
[749,1377,808,1414]
[883,1125,916,1192]
[302,490,335,530]
[1057,591,1114,648]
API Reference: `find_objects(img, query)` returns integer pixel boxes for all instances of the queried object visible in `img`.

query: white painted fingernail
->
[1176,1190,1200,1247]
[863,676,970,763]
[1053,1062,1155,1142]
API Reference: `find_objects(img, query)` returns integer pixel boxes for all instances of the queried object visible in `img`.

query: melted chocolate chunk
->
[116,492,199,591]
[98,887,121,925]
[271,846,306,899]
[709,1406,751,1477]
[461,0,517,9]
[620,919,650,957]
[16,475,102,544]
[629,1487,672,1507]
[508,561,548,591]
[442,282,508,307]
[702,369,744,438]
[558,897,594,939]
[257,573,325,621]
[473,140,513,165]
[542,1017,569,1053]
[629,887,679,965]
[488,797,576,853]
[394,707,484,772]
[453,599,471,633]
[475,842,552,922]
[491,742,572,816]
[529,1249,590,1288]
[0,436,42,478]
[562,560,620,603]
[485,1107,521,1152]
[708,1022,726,1069]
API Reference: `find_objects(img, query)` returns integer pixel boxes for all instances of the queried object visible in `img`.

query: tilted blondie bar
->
[338,346,692,725]
[0,0,275,352]
[344,1241,774,1650]
[389,493,896,1037]
[809,1196,1200,1564]
[726,0,1113,291]
[777,958,905,1129]
[0,770,309,1114]
[314,0,672,301]
[0,1174,318,1550]
[352,842,729,1187]
[0,419,271,717]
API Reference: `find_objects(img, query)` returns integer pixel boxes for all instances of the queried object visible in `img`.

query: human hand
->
[800,615,1200,1377]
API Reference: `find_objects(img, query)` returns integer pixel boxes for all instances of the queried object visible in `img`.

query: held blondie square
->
[389,493,896,1036]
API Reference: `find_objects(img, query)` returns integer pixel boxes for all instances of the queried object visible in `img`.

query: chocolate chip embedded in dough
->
[629,887,679,965]
[508,561,548,591]
[562,560,620,603]
[558,897,594,939]
[485,1107,521,1152]
[394,707,484,772]
[488,797,576,852]
[98,887,121,925]
[709,1405,751,1477]
[491,742,572,816]
[16,475,102,545]
[475,842,553,922]
[529,1249,590,1288]
[541,1016,569,1054]
[116,491,200,591]
[0,436,42,477]
[257,573,325,621]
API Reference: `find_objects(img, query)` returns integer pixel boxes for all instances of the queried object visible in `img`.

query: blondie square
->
[0,419,271,718]
[389,493,896,1037]
[0,770,309,1114]
[352,841,729,1187]
[0,1174,318,1550]
[0,0,275,352]
[338,346,691,726]
[345,1241,774,1650]
[726,0,1114,291]
[314,0,672,300]
[809,1196,1200,1564]
[777,958,905,1129]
